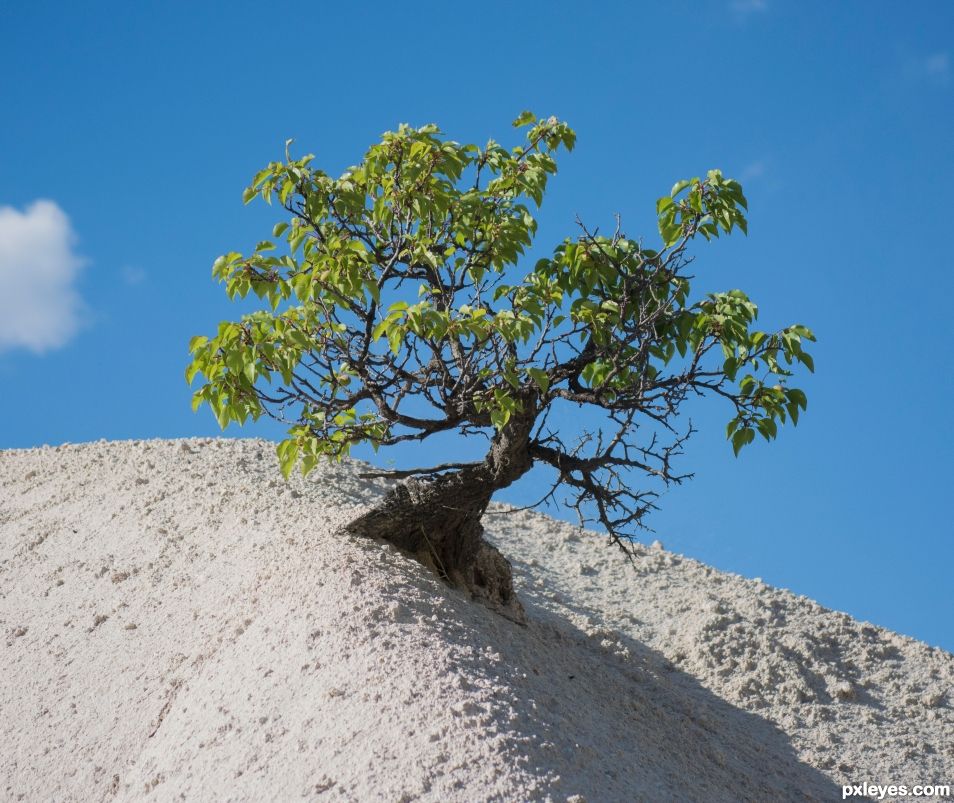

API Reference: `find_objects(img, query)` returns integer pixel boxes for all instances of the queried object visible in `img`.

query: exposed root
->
[343,475,526,624]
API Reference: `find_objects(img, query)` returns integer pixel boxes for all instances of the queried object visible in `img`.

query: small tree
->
[187,114,814,618]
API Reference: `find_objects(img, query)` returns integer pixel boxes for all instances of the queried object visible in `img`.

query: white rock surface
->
[1,438,951,801]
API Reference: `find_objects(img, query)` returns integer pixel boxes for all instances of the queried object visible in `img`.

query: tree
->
[186,113,814,620]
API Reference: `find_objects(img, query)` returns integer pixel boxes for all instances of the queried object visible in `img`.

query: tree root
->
[343,475,526,624]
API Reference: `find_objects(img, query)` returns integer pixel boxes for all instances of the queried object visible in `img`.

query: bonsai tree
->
[186,113,814,618]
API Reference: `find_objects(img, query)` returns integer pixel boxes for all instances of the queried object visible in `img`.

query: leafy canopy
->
[186,113,814,540]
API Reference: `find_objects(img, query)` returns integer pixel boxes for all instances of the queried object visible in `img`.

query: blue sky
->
[2,1,952,650]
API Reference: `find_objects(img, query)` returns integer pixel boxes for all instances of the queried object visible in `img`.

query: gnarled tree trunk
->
[343,415,535,622]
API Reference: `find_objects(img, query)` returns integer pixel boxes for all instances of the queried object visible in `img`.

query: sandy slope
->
[1,438,950,802]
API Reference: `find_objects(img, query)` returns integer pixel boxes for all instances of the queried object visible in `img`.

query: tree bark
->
[343,415,535,622]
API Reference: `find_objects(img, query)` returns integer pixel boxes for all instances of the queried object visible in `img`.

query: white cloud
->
[121,265,146,286]
[923,52,949,83]
[730,0,768,17]
[740,160,766,182]
[0,200,87,354]
[901,51,950,86]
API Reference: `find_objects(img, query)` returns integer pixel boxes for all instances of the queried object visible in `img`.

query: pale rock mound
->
[1,439,951,801]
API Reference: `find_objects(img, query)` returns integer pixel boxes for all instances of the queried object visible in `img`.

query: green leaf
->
[788,388,808,410]
[371,319,390,341]
[279,179,296,205]
[732,428,746,456]
[787,402,800,425]
[732,426,755,456]
[300,453,318,477]
[489,407,512,429]
[366,281,381,305]
[756,418,778,441]
[513,110,537,128]
[387,328,403,355]
[286,329,310,349]
[277,439,299,479]
[671,179,692,197]
[527,367,550,394]
[726,417,740,439]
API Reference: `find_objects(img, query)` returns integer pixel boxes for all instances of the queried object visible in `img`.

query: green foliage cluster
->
[186,113,813,511]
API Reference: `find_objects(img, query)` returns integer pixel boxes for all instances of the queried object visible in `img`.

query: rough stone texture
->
[1,438,951,801]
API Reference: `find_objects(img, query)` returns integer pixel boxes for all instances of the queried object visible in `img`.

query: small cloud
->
[730,0,768,17]
[740,161,766,182]
[121,265,147,286]
[901,51,950,86]
[923,52,949,83]
[0,200,87,354]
